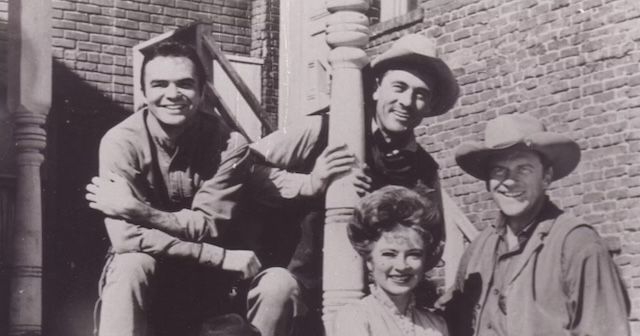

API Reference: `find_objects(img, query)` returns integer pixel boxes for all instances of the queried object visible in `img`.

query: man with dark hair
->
[245,34,459,336]
[86,41,261,336]
[441,114,630,336]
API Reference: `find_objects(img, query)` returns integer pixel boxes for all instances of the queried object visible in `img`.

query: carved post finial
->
[322,1,370,334]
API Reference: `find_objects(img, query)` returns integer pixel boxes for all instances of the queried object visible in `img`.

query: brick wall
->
[250,0,279,128]
[51,0,253,110]
[371,0,640,331]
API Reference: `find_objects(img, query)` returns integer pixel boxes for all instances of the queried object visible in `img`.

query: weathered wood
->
[441,190,478,288]
[205,82,252,141]
[201,34,275,134]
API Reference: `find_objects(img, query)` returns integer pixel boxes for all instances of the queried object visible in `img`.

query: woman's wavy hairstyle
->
[348,185,441,263]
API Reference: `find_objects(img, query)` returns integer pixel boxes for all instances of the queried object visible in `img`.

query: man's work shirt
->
[476,219,539,336]
[443,199,630,336]
[99,108,249,266]
[248,114,444,285]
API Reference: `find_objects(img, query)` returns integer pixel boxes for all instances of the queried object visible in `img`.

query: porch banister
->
[7,0,52,334]
[322,1,370,334]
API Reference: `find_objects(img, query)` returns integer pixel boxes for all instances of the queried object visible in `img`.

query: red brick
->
[114,19,139,30]
[150,0,175,5]
[52,38,76,49]
[89,0,115,6]
[115,0,139,10]
[101,7,127,18]
[64,30,89,41]
[124,30,150,40]
[53,1,75,10]
[77,41,101,52]
[77,22,102,34]
[90,34,114,44]
[76,62,98,71]
[63,12,89,22]
[102,45,127,55]
[176,0,199,10]
[150,15,177,25]
[127,11,151,22]
[139,4,163,14]
[86,72,112,83]
[77,4,101,14]
[89,15,115,26]
[113,37,139,47]
[165,8,188,18]
[101,26,126,37]
[139,22,164,33]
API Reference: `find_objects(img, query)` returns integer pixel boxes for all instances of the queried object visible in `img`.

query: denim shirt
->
[99,109,250,265]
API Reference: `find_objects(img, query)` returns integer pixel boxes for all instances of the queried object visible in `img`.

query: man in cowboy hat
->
[441,114,630,336]
[244,34,459,336]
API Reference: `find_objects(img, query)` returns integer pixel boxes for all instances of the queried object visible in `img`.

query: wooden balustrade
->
[322,1,371,334]
[7,0,51,334]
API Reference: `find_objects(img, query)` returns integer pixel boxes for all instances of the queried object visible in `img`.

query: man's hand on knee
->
[222,250,262,280]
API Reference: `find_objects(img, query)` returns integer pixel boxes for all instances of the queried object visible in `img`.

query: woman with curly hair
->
[333,185,448,336]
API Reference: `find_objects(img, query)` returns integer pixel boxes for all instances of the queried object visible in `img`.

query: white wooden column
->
[322,1,370,334]
[7,0,51,334]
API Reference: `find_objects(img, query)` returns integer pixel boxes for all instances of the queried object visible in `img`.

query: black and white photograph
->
[0,0,638,335]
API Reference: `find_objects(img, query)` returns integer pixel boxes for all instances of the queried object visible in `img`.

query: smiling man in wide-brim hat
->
[370,33,459,118]
[246,34,461,336]
[455,114,581,182]
[441,114,630,336]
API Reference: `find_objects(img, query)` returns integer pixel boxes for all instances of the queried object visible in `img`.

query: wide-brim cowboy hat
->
[455,114,581,181]
[370,34,460,117]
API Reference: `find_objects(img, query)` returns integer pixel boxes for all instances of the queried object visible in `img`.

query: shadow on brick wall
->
[44,60,130,336]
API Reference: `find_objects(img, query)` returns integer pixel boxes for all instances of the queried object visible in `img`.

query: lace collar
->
[370,284,416,318]
[369,284,443,336]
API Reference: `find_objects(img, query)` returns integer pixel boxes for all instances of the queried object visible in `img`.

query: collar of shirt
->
[371,120,419,153]
[491,196,558,247]
[146,110,199,152]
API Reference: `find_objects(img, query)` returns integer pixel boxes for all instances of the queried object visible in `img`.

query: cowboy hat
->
[370,34,459,117]
[455,114,581,181]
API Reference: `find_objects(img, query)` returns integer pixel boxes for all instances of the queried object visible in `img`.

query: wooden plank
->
[202,34,275,133]
[213,57,264,142]
[204,82,252,142]
[443,191,479,241]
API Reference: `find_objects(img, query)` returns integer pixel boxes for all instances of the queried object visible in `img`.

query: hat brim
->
[371,54,460,117]
[455,132,581,181]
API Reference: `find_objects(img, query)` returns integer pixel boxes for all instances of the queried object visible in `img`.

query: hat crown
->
[371,34,437,68]
[394,34,437,58]
[484,115,546,149]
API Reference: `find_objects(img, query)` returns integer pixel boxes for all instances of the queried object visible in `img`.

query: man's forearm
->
[105,217,225,267]
[123,199,187,239]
